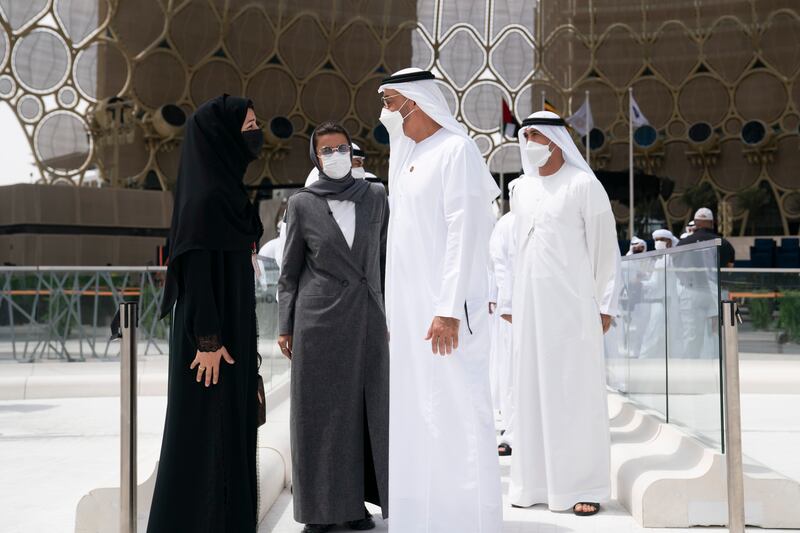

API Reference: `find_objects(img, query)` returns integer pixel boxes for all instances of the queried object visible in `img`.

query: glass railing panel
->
[255,258,289,390]
[720,268,800,483]
[604,259,629,394]
[625,253,668,417]
[665,244,723,450]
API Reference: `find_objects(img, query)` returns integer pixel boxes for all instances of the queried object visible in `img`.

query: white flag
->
[629,92,649,128]
[566,97,594,137]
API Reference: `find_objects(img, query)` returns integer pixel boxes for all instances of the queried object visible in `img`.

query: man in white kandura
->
[379,68,503,532]
[508,111,621,517]
[489,199,517,457]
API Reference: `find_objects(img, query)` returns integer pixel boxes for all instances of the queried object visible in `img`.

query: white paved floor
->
[0,389,796,532]
[261,458,793,533]
[0,396,167,533]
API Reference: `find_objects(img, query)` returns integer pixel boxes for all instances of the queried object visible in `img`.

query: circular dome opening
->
[633,125,658,148]
[688,122,713,143]
[269,116,293,140]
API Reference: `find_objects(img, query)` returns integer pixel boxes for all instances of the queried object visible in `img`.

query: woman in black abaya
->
[147,94,264,533]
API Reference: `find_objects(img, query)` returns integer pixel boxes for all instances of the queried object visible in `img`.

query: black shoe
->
[302,524,334,533]
[345,507,376,530]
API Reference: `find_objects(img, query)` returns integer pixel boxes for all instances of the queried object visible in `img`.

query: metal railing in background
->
[1,261,290,392]
[720,267,800,355]
[0,266,167,361]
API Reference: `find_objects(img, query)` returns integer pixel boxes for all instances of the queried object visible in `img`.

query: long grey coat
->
[278,183,389,524]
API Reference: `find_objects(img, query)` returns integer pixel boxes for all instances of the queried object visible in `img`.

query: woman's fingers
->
[221,346,235,365]
[189,356,199,370]
[195,366,204,383]
[204,363,213,387]
[212,362,219,385]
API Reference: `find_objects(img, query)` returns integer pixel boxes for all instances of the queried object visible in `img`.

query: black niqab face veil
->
[160,94,263,317]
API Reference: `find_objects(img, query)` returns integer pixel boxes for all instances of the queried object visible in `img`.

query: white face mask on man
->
[524,140,554,168]
[379,97,416,139]
[654,240,669,250]
[320,151,352,179]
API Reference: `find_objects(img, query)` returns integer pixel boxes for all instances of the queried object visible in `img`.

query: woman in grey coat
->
[278,121,389,533]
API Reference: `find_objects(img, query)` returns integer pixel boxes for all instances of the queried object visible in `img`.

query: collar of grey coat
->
[309,190,371,269]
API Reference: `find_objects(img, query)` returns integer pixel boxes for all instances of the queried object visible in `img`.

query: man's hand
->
[278,334,293,360]
[425,316,460,356]
[601,314,612,334]
[501,314,512,324]
[488,302,496,315]
[190,346,235,387]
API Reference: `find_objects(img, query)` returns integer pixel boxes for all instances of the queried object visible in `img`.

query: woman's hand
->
[278,335,293,360]
[190,346,235,387]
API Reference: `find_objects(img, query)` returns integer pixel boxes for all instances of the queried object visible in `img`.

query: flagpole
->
[541,90,545,111]
[585,89,590,165]
[500,172,506,214]
[628,87,634,241]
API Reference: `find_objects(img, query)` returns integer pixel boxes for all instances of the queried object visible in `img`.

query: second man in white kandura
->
[507,111,621,517]
[379,68,503,533]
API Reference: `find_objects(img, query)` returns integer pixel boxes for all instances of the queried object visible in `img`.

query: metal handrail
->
[722,301,745,532]
[0,266,167,272]
[721,267,800,273]
[118,302,138,533]
[622,238,721,261]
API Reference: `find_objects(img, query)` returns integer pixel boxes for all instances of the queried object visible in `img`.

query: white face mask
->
[351,166,366,180]
[320,151,351,179]
[524,140,553,168]
[379,98,415,139]
[654,240,669,250]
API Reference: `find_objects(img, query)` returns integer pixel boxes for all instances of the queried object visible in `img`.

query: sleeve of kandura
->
[434,142,489,318]
[496,217,516,316]
[488,223,503,305]
[581,177,622,317]
[181,249,223,352]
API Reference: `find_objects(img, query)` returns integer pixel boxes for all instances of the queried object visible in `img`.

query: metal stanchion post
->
[722,300,745,533]
[119,302,138,533]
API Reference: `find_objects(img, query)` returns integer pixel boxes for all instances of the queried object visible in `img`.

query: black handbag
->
[256,353,266,427]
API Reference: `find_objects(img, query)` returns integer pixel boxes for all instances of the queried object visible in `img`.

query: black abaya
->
[148,94,263,533]
[147,250,258,533]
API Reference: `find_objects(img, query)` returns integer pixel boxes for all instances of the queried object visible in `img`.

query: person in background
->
[258,222,285,269]
[653,229,679,250]
[679,220,696,239]
[489,207,517,457]
[627,236,647,255]
[677,207,735,267]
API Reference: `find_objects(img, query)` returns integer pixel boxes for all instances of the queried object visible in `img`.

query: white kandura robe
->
[509,162,620,511]
[489,211,516,445]
[386,128,503,532]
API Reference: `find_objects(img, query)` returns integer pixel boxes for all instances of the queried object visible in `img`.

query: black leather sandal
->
[573,502,600,516]
[497,443,512,456]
